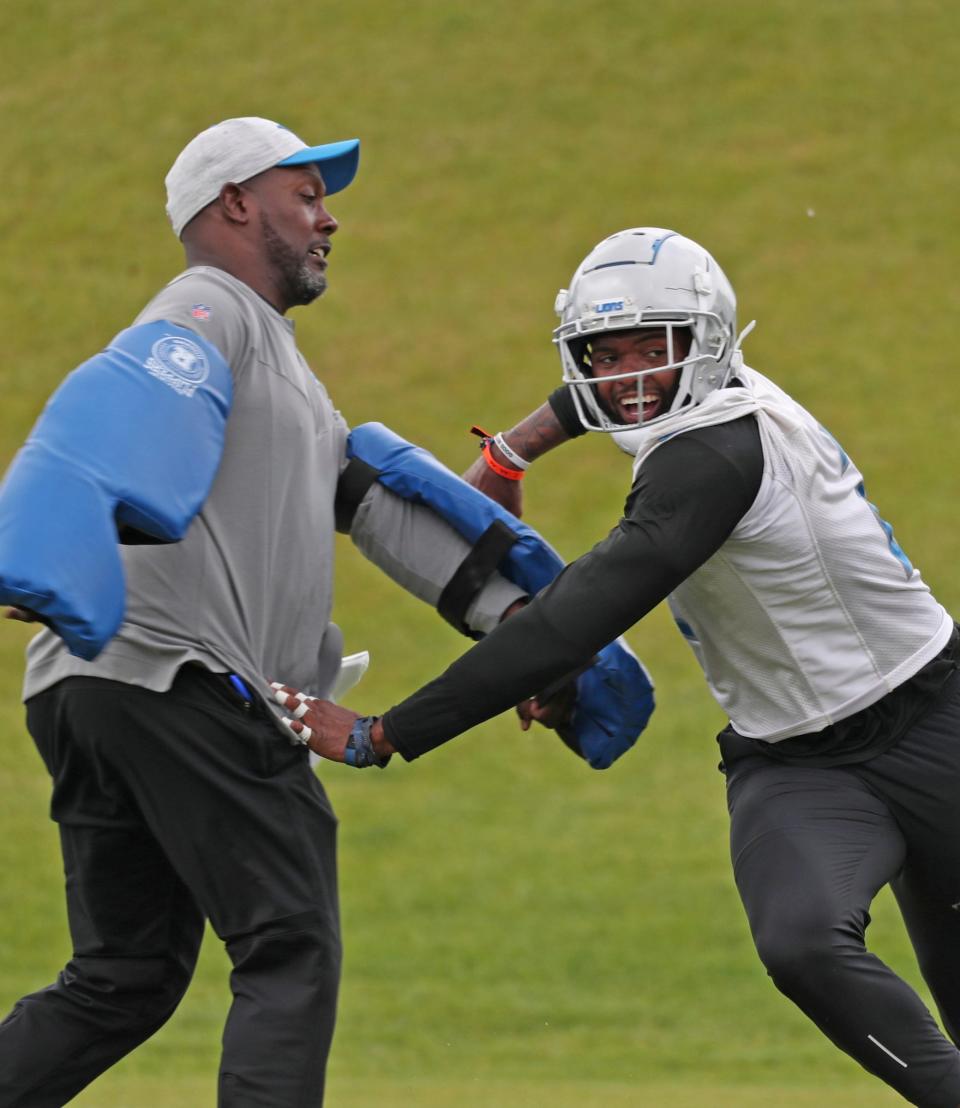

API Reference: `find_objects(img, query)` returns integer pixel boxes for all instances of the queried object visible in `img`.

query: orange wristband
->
[470,424,526,481]
[481,440,525,481]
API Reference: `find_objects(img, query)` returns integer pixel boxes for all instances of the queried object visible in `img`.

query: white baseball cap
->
[165,116,360,238]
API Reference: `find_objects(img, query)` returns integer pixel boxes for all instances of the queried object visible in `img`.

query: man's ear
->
[218,182,252,226]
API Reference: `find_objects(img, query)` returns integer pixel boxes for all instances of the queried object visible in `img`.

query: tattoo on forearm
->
[502,404,570,461]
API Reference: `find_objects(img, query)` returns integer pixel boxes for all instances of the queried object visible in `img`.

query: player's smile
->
[590,328,689,424]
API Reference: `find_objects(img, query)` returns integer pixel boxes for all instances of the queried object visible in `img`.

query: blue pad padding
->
[0,321,232,659]
[347,423,564,595]
[567,641,654,769]
[347,422,655,768]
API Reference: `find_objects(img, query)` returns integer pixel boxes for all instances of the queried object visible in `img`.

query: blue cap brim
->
[278,138,360,195]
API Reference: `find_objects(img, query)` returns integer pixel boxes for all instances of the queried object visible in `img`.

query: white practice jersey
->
[664,368,952,742]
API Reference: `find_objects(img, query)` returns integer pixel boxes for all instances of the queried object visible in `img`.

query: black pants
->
[0,667,341,1108]
[723,671,960,1107]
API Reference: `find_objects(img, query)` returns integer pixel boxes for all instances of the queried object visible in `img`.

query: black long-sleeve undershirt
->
[547,385,588,440]
[382,415,764,760]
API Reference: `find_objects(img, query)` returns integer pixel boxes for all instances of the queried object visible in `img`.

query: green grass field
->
[2,1,959,1104]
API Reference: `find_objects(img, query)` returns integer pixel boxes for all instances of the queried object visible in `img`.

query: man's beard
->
[260,212,327,307]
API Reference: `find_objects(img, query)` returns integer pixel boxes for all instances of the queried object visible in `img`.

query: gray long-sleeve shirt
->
[24,266,523,719]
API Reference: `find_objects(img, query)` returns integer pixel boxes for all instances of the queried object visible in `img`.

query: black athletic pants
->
[722,671,960,1107]
[0,666,341,1108]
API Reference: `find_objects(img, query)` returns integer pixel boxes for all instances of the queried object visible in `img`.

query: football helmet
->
[553,229,748,442]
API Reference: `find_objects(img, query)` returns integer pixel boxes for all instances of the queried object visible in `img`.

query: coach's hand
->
[269,683,396,763]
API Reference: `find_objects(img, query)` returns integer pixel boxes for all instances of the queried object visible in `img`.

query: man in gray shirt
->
[0,117,524,1107]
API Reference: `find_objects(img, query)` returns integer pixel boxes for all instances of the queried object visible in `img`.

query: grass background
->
[1,1,957,1104]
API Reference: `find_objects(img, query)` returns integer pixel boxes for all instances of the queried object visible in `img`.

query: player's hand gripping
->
[498,598,578,733]
[516,678,578,732]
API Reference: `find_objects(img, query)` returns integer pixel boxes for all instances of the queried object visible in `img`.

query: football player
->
[283,229,960,1106]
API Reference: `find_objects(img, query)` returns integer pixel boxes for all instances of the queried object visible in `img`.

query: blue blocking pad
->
[347,422,655,767]
[0,461,125,661]
[347,422,565,595]
[568,643,654,769]
[0,321,232,659]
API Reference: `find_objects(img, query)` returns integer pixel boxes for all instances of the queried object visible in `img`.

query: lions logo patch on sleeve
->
[145,335,210,397]
[0,319,233,659]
